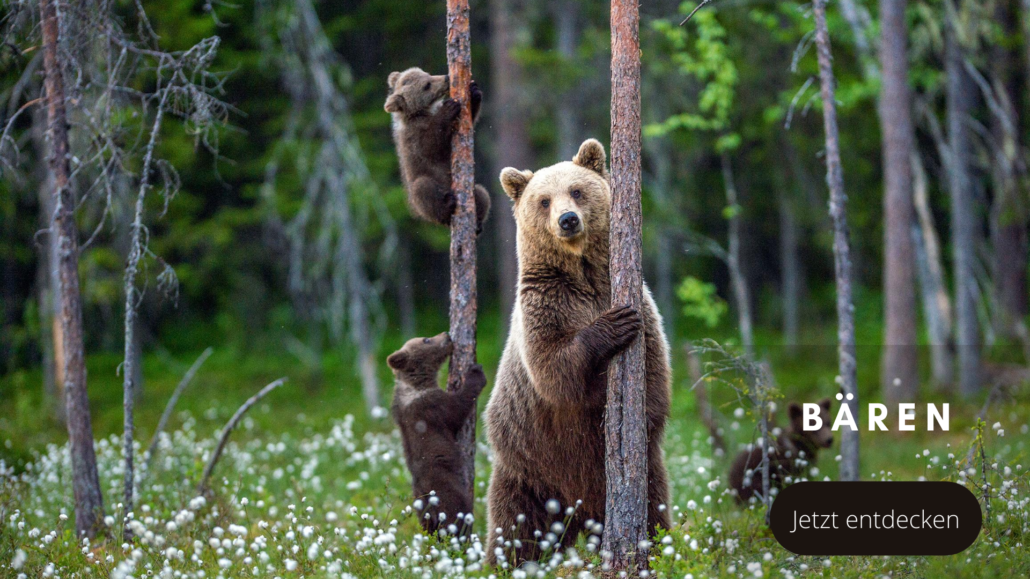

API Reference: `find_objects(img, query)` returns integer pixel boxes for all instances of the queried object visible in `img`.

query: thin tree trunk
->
[555,0,581,159]
[446,0,479,502]
[603,0,648,570]
[686,344,725,454]
[879,0,919,404]
[777,190,800,352]
[911,152,955,387]
[32,106,62,422]
[396,235,417,338]
[989,0,1028,343]
[814,0,859,482]
[721,153,754,359]
[489,0,529,330]
[945,21,981,398]
[39,0,104,538]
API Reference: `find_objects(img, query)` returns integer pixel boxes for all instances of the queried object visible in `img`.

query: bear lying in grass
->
[384,67,490,232]
[387,333,486,536]
[484,139,672,566]
[728,398,834,505]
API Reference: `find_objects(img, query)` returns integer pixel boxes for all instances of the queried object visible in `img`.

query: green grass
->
[1,323,1029,577]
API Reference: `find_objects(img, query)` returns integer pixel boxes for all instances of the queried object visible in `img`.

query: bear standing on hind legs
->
[384,67,490,232]
[387,333,487,536]
[484,139,672,567]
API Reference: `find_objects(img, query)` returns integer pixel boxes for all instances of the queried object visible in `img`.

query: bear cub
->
[385,67,490,232]
[387,332,486,535]
[728,398,834,504]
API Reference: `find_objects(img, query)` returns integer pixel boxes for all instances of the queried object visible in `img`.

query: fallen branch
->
[197,377,286,493]
[145,347,213,467]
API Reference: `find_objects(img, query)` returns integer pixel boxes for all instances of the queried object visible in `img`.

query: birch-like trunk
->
[945,21,981,398]
[555,0,581,160]
[721,153,754,359]
[39,0,104,538]
[814,0,859,481]
[445,0,480,501]
[879,0,920,404]
[777,190,800,352]
[603,0,649,570]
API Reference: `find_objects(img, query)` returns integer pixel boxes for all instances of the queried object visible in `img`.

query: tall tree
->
[554,0,582,159]
[446,0,480,501]
[489,0,529,327]
[38,0,104,538]
[878,0,920,404]
[945,10,981,397]
[603,0,648,570]
[813,0,859,481]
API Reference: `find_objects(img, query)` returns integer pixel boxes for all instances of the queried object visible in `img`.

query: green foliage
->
[677,276,728,329]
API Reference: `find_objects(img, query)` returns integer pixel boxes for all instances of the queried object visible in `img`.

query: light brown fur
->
[484,140,672,567]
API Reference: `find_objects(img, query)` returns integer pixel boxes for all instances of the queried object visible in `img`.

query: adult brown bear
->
[484,139,672,567]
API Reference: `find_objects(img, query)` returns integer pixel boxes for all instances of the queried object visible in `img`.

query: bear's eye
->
[423,82,431,91]
[571,189,582,199]
[540,198,550,209]
[422,338,431,344]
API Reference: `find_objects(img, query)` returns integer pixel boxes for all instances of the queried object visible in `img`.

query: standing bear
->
[387,333,487,536]
[384,67,491,232]
[484,139,672,566]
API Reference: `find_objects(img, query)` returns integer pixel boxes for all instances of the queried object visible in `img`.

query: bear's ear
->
[387,71,401,90]
[386,350,409,371]
[384,94,405,114]
[500,168,534,201]
[788,402,803,422]
[819,398,833,412]
[572,138,608,177]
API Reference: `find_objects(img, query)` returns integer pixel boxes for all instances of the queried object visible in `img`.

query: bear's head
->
[500,139,610,257]
[386,332,453,384]
[384,67,450,117]
[787,398,835,449]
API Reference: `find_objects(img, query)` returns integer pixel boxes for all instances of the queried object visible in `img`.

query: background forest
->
[1,0,1029,577]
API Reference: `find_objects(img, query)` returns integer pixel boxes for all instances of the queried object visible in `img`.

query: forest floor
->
[1,330,1029,578]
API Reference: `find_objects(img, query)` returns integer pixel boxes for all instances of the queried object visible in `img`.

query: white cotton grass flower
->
[11,549,26,570]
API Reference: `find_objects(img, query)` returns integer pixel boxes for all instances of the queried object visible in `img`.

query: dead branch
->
[679,0,718,26]
[145,347,213,467]
[198,377,287,493]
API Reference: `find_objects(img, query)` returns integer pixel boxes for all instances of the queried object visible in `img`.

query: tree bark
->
[878,0,920,404]
[813,0,860,481]
[489,0,529,330]
[446,0,479,502]
[945,19,981,398]
[603,0,648,571]
[39,0,104,538]
[777,190,800,352]
[721,153,754,359]
[396,235,417,338]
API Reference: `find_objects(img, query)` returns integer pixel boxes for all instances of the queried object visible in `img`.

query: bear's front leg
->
[441,364,486,432]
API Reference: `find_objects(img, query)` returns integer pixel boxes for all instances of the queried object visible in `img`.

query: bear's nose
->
[559,212,580,232]
[827,435,834,446]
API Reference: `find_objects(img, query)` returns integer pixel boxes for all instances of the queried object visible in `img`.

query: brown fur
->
[727,399,834,505]
[387,333,486,536]
[484,139,672,567]
[385,67,490,232]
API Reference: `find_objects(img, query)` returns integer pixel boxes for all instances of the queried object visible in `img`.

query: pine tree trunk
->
[39,0,104,538]
[603,0,648,570]
[945,21,981,398]
[489,0,529,330]
[446,0,479,502]
[814,0,860,481]
[778,191,800,352]
[397,235,417,338]
[555,0,581,160]
[721,153,754,359]
[878,0,920,404]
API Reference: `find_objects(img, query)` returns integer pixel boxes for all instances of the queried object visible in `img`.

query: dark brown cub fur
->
[387,333,487,536]
[728,398,834,505]
[385,67,490,232]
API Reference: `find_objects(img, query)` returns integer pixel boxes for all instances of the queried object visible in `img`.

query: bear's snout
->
[558,211,581,235]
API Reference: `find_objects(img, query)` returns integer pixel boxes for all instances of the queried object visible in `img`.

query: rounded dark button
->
[770,482,982,555]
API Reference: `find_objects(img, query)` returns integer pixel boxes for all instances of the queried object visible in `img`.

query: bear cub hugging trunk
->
[728,399,834,505]
[385,67,490,232]
[387,333,486,536]
[485,139,672,567]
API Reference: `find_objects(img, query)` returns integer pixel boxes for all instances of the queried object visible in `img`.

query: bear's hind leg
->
[473,184,492,234]
[410,176,456,226]
[486,470,550,568]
